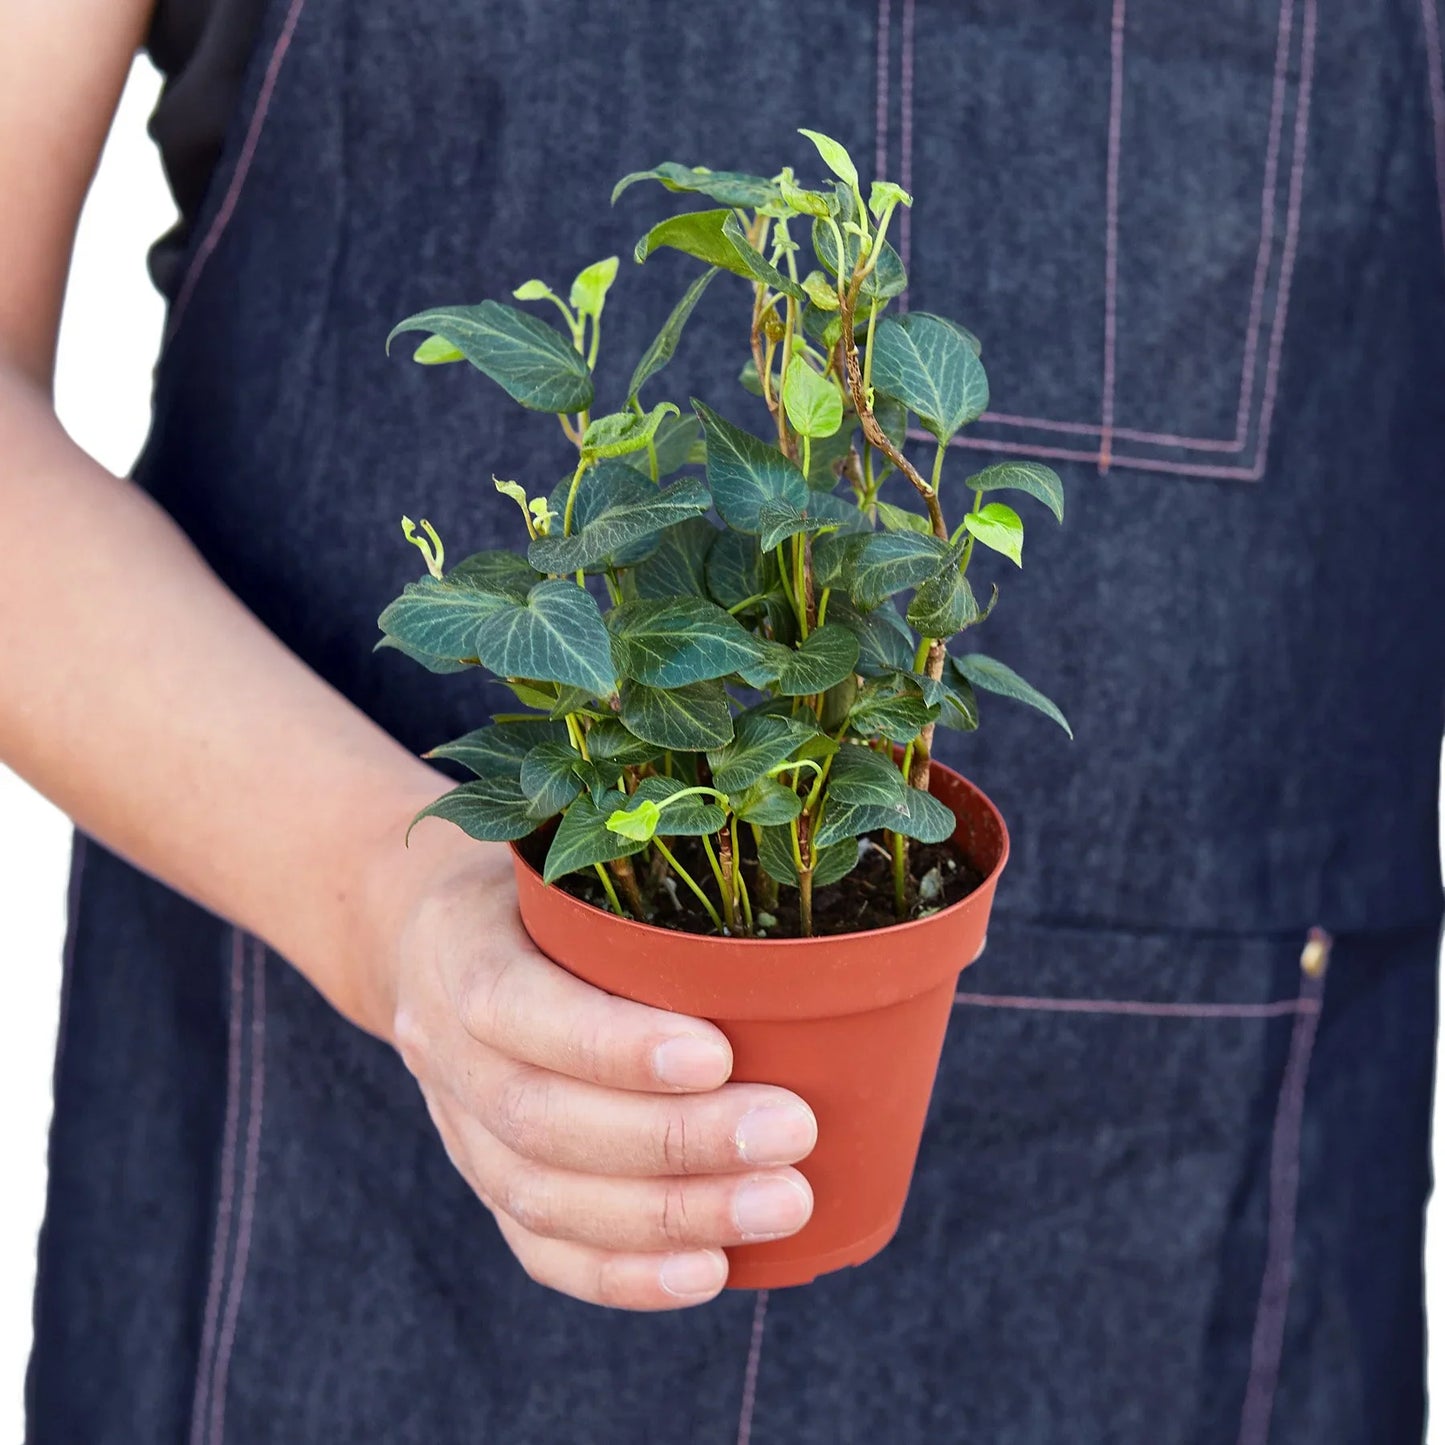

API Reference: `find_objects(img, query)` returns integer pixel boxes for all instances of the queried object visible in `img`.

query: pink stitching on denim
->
[976,411,1243,450]
[188,930,246,1445]
[736,1289,770,1445]
[898,0,916,310]
[875,0,892,184]
[208,938,267,1445]
[1236,933,1329,1445]
[953,992,1317,1020]
[165,0,309,343]
[1099,0,1128,471]
[914,425,1269,479]
[1426,0,1445,258]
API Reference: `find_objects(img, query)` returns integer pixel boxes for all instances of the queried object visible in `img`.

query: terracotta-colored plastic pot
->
[509,761,1008,1290]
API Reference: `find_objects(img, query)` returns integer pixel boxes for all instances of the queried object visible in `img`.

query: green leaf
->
[816,776,956,848]
[756,498,822,552]
[632,775,727,835]
[898,786,957,844]
[720,213,808,303]
[953,653,1072,737]
[801,270,839,311]
[569,256,618,318]
[848,683,937,744]
[424,720,568,777]
[708,711,820,792]
[612,163,779,209]
[610,597,774,688]
[378,571,522,663]
[849,531,953,609]
[472,580,616,696]
[756,826,859,888]
[965,461,1064,523]
[619,678,734,750]
[810,532,870,590]
[632,516,717,600]
[875,500,932,536]
[529,469,711,574]
[583,717,663,766]
[627,267,719,403]
[626,412,702,479]
[704,529,780,610]
[782,357,844,440]
[519,741,585,820]
[935,315,983,356]
[767,624,860,696]
[734,778,803,825]
[412,335,465,365]
[870,312,989,442]
[828,743,909,807]
[907,556,979,637]
[825,596,915,674]
[812,222,907,302]
[963,503,1024,567]
[512,279,555,302]
[409,777,536,845]
[777,168,838,217]
[932,670,980,732]
[386,301,593,414]
[374,634,473,674]
[798,129,859,190]
[446,551,542,596]
[693,400,809,533]
[606,798,661,841]
[868,180,913,218]
[543,790,648,883]
[582,402,680,461]
[634,210,757,279]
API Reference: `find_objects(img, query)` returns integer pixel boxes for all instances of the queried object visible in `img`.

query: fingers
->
[457,929,733,1093]
[470,1059,818,1177]
[460,1113,815,1252]
[492,1211,730,1312]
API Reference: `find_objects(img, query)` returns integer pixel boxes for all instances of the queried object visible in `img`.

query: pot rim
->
[508,757,1009,951]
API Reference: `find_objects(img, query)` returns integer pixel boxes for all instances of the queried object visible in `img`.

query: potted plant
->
[378,131,1070,1290]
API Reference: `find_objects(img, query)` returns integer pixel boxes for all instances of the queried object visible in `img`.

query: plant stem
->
[891,831,908,920]
[816,586,831,626]
[931,440,947,496]
[793,536,809,638]
[752,822,779,910]
[561,456,590,537]
[714,827,741,935]
[727,592,770,616]
[796,812,814,938]
[653,838,724,932]
[593,863,625,916]
[607,854,646,917]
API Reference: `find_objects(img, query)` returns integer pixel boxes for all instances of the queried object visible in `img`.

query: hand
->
[361,819,818,1311]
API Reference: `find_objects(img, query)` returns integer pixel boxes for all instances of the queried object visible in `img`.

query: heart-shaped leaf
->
[583,717,663,766]
[473,580,617,696]
[963,503,1024,567]
[543,790,648,883]
[634,210,757,279]
[632,517,717,599]
[907,563,979,638]
[826,596,916,674]
[828,743,909,807]
[387,301,593,414]
[953,653,1071,736]
[424,720,569,778]
[733,779,803,826]
[766,624,860,696]
[374,635,473,674]
[529,469,711,575]
[870,312,989,442]
[632,775,727,835]
[610,597,774,688]
[693,400,809,534]
[848,681,937,744]
[619,679,734,749]
[378,564,530,663]
[848,531,953,609]
[519,741,586,820]
[704,530,781,611]
[755,826,859,887]
[964,461,1063,522]
[782,357,844,440]
[409,777,536,845]
[627,267,719,403]
[875,500,932,536]
[707,711,821,792]
[569,256,618,319]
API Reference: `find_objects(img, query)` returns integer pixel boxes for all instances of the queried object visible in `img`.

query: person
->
[5,0,1443,1440]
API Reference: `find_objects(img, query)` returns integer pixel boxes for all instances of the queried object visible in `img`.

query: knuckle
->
[658,1182,697,1247]
[592,1254,637,1310]
[497,1162,555,1236]
[489,1067,552,1158]
[659,1109,692,1174]
[458,952,522,1044]
[563,1004,614,1083]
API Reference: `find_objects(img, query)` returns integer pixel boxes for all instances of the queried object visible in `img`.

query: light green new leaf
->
[412,335,465,365]
[798,129,859,190]
[612,163,779,209]
[529,470,711,574]
[767,624,860,696]
[619,678,735,750]
[634,210,757,279]
[627,267,718,403]
[693,400,809,533]
[632,775,727,836]
[953,653,1071,736]
[386,301,593,414]
[519,741,585,820]
[408,777,536,845]
[782,357,844,440]
[756,826,859,888]
[964,461,1064,522]
[424,719,568,778]
[963,503,1024,567]
[472,580,616,696]
[707,711,821,792]
[632,517,717,600]
[582,402,680,461]
[869,312,988,442]
[569,256,618,318]
[610,597,774,688]
[875,500,933,536]
[868,180,913,219]
[543,790,648,883]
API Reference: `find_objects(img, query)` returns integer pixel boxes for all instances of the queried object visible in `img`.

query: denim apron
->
[27,1,1445,1440]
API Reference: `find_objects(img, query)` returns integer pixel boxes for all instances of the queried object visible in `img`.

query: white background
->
[2,56,1443,1441]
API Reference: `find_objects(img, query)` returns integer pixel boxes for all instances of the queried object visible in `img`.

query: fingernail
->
[653,1035,729,1089]
[735,1103,818,1165]
[733,1176,812,1241]
[659,1251,727,1298]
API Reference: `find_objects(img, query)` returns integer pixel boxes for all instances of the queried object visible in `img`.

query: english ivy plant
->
[379,131,1069,937]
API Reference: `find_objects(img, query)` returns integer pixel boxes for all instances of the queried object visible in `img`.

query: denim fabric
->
[26,0,1445,1440]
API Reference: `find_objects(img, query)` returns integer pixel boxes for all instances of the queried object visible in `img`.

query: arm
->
[0,0,815,1308]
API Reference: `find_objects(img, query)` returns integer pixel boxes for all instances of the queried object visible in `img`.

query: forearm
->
[0,361,444,1034]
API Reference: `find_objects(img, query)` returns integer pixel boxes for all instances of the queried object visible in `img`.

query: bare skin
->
[0,0,815,1310]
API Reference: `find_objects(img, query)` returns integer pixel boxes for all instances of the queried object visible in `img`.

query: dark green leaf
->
[632,517,717,599]
[804,424,858,491]
[870,312,989,442]
[848,684,937,744]
[543,790,648,883]
[530,470,711,574]
[583,717,663,766]
[953,653,1071,736]
[519,741,585,820]
[610,597,774,688]
[756,826,859,887]
[424,720,568,777]
[707,711,821,792]
[409,777,536,845]
[812,222,907,301]
[627,267,719,402]
[619,679,734,750]
[828,743,909,807]
[768,624,860,696]
[446,550,542,598]
[693,400,809,533]
[378,572,518,663]
[374,635,473,674]
[386,301,593,413]
[907,564,979,637]
[827,596,916,673]
[612,163,779,209]
[717,213,808,303]
[849,531,953,609]
[634,210,757,279]
[632,775,726,835]
[624,413,702,480]
[899,786,957,843]
[704,529,780,610]
[733,778,803,826]
[964,461,1063,522]
[473,580,616,696]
